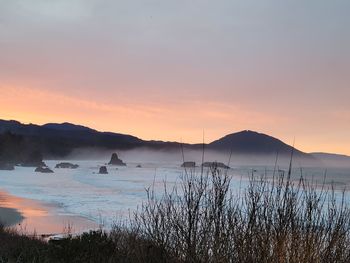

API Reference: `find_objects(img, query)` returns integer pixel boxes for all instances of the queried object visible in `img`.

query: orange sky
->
[1,85,349,155]
[1,1,350,155]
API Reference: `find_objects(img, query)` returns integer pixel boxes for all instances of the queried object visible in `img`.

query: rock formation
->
[55,162,79,169]
[201,162,230,169]
[99,166,108,174]
[181,161,196,168]
[35,166,54,173]
[108,153,126,166]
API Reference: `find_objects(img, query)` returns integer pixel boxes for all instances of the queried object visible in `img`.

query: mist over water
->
[65,146,350,169]
[66,147,325,167]
[62,148,350,190]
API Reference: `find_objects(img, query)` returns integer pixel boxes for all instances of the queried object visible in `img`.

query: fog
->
[62,147,332,169]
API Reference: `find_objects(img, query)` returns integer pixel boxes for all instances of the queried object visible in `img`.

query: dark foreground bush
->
[0,227,47,262]
[1,164,350,262]
[0,227,173,263]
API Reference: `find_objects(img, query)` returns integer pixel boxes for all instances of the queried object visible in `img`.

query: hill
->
[0,120,146,158]
[0,119,334,164]
[208,130,305,155]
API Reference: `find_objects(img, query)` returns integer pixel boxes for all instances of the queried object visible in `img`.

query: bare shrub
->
[134,163,350,263]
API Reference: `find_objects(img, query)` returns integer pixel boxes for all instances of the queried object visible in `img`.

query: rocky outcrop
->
[99,166,108,174]
[0,162,14,171]
[181,161,196,168]
[35,166,54,173]
[55,162,79,169]
[202,162,230,169]
[108,153,126,166]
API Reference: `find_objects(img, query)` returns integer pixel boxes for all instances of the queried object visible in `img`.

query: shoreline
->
[0,207,23,226]
[0,190,97,236]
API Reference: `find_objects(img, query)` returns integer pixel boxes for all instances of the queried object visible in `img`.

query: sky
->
[0,0,350,154]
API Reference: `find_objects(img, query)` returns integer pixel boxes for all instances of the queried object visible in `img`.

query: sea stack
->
[201,162,230,169]
[181,161,196,168]
[55,162,79,169]
[108,153,126,166]
[99,166,108,174]
[35,166,54,173]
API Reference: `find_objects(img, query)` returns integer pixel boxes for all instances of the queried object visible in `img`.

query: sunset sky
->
[1,0,350,154]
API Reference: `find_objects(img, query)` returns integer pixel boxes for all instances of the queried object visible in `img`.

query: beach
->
[0,190,97,236]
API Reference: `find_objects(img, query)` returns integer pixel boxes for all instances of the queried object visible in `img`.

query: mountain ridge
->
[0,119,347,166]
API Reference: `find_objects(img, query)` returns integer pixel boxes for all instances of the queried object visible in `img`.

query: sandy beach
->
[0,190,97,236]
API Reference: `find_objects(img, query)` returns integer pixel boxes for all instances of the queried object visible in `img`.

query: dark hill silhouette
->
[0,120,141,144]
[208,130,305,156]
[0,120,145,157]
[0,119,341,165]
[42,122,93,132]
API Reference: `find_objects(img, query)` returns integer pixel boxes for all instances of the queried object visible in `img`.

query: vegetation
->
[0,132,44,167]
[1,164,350,262]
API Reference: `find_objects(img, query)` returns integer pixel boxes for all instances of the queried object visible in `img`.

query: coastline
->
[0,190,97,236]
[0,207,23,226]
